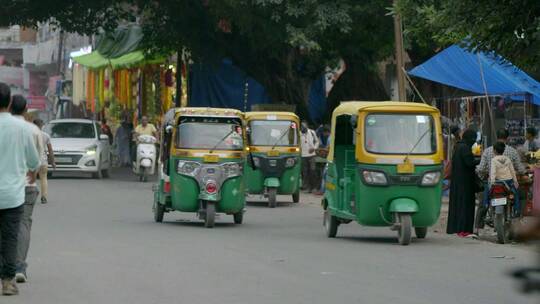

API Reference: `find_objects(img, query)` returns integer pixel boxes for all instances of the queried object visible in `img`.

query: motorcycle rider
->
[476,129,526,227]
[490,142,520,217]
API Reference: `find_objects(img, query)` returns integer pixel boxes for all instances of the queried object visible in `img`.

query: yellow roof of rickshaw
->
[244,111,299,121]
[332,101,438,118]
[174,107,243,117]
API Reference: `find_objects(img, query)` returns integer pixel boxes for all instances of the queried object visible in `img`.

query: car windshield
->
[249,120,298,146]
[44,122,96,139]
[176,122,244,150]
[364,114,436,155]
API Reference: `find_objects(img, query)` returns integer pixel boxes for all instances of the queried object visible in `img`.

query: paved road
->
[5,169,536,304]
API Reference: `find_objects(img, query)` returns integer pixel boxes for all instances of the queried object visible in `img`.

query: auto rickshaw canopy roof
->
[332,101,438,119]
[174,107,244,118]
[328,101,443,163]
[244,111,299,123]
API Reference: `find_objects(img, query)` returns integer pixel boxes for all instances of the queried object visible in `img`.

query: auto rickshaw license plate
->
[267,150,280,157]
[203,154,220,163]
[397,162,415,174]
[491,198,507,206]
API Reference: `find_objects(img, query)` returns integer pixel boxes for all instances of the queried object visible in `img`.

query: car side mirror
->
[99,134,109,141]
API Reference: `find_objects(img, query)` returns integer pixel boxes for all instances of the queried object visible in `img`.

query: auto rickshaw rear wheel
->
[415,227,428,239]
[324,210,339,238]
[268,188,277,208]
[205,203,216,228]
[397,213,412,245]
[233,212,243,224]
[292,191,300,203]
[153,201,164,223]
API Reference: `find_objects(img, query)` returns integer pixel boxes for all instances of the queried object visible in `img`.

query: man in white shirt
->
[10,95,43,284]
[33,119,56,204]
[301,122,320,192]
[0,84,40,296]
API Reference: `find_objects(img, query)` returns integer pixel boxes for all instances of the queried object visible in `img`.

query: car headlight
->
[177,161,201,176]
[285,157,296,168]
[421,171,441,186]
[86,145,97,155]
[362,170,388,186]
[223,162,243,177]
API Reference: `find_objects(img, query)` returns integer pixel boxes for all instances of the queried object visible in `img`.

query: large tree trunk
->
[327,59,389,120]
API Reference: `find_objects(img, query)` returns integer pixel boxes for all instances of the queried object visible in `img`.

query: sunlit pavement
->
[6,168,536,304]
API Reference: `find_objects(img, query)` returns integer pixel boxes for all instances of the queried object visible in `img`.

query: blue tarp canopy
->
[408,45,540,105]
[189,60,327,123]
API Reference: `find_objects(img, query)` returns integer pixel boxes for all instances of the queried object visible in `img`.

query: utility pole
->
[393,1,406,101]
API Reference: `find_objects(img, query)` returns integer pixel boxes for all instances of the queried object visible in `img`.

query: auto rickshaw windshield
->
[176,121,244,150]
[365,113,436,155]
[249,120,298,146]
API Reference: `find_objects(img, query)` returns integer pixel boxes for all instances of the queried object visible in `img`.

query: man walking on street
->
[301,122,319,192]
[34,119,56,204]
[10,95,44,284]
[0,83,41,296]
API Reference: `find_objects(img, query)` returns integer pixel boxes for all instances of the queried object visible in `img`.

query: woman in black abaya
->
[446,129,479,236]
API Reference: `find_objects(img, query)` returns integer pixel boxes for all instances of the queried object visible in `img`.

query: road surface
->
[6,169,536,304]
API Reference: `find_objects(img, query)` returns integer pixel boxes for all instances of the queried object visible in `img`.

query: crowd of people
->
[446,126,538,237]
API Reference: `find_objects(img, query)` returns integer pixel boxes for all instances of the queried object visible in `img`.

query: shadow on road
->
[246,200,296,208]
[162,219,238,228]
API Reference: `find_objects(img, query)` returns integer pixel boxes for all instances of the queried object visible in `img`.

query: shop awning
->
[72,25,165,69]
[408,45,540,105]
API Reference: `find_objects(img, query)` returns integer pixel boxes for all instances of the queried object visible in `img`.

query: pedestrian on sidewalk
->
[34,119,56,204]
[301,122,319,192]
[446,129,480,237]
[115,119,132,167]
[10,95,44,284]
[0,84,41,296]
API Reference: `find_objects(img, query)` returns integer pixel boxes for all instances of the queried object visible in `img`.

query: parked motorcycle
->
[489,182,517,244]
[133,135,157,182]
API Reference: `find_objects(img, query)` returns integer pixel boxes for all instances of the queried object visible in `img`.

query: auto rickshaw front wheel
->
[205,203,216,228]
[292,191,300,203]
[153,201,164,223]
[268,188,277,208]
[233,212,243,224]
[324,210,339,238]
[397,213,412,246]
[415,227,428,239]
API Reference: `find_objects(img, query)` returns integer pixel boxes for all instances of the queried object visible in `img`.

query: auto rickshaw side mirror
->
[165,125,173,134]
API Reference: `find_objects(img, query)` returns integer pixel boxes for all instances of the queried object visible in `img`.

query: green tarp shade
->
[73,50,165,69]
[96,26,143,58]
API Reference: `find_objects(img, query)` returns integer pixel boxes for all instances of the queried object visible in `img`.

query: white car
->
[44,119,111,179]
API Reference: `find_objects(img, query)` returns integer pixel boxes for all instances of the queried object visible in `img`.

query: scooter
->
[133,135,157,182]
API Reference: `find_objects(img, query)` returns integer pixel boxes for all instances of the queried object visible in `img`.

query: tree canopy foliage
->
[2,0,396,119]
[397,0,540,70]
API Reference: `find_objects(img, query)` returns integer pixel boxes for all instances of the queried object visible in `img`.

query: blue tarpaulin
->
[189,60,327,122]
[408,45,540,105]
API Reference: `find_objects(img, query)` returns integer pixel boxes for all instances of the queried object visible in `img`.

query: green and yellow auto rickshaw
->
[244,112,301,207]
[153,107,246,228]
[322,102,444,245]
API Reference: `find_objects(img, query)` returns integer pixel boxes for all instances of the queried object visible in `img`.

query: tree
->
[2,0,396,120]
[396,0,540,70]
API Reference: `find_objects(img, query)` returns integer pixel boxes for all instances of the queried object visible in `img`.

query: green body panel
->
[264,177,280,188]
[325,161,442,227]
[389,198,419,213]
[168,156,245,214]
[244,152,301,195]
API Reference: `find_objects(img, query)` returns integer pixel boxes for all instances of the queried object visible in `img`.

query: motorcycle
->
[489,182,517,244]
[133,135,157,182]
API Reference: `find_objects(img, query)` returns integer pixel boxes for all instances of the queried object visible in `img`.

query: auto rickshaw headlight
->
[285,157,296,168]
[223,162,243,177]
[177,161,201,176]
[362,170,388,186]
[421,172,441,186]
